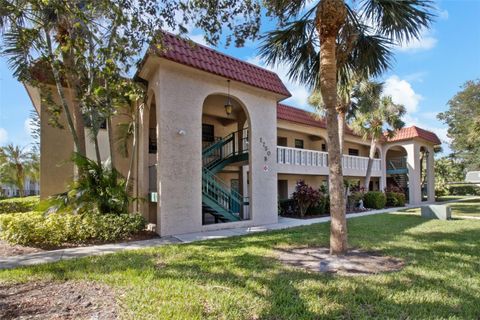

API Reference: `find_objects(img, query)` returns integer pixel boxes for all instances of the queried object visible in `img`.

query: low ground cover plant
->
[0,211,146,248]
[0,196,39,214]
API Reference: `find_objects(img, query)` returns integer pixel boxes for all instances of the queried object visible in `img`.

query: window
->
[277,137,287,147]
[202,124,215,142]
[294,139,304,149]
[322,144,327,152]
[348,148,359,156]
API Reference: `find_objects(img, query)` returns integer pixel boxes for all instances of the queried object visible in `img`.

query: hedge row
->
[0,196,39,214]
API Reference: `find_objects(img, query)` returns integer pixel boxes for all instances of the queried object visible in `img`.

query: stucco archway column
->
[248,100,278,225]
[152,70,204,236]
[237,115,247,219]
[427,147,435,202]
[379,148,387,192]
[405,143,421,205]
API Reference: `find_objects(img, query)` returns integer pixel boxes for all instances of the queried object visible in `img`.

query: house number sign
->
[259,137,271,172]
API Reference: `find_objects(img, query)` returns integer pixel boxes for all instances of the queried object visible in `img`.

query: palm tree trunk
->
[338,110,345,155]
[317,0,348,255]
[320,37,348,255]
[364,138,376,191]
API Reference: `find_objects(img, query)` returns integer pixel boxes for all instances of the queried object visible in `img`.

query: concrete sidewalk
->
[1,198,476,270]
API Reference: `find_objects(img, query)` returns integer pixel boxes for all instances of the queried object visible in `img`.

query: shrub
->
[306,195,328,216]
[386,192,406,207]
[279,199,296,216]
[0,211,146,248]
[363,191,387,209]
[292,180,322,217]
[0,196,39,214]
[50,153,131,215]
[448,185,480,196]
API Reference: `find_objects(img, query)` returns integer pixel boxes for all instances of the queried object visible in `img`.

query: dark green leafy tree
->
[438,80,480,170]
[434,156,466,197]
[261,0,434,254]
[0,0,262,166]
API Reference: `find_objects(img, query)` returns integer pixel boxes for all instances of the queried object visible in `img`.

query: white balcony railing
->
[277,146,328,167]
[277,146,381,174]
[342,154,381,172]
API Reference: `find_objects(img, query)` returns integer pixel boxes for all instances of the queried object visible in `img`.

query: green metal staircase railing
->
[202,128,249,223]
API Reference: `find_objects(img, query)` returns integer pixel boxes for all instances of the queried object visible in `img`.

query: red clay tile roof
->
[277,104,357,135]
[386,126,441,145]
[151,33,291,97]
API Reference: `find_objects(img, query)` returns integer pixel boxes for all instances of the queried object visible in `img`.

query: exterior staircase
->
[202,129,249,223]
[387,157,409,199]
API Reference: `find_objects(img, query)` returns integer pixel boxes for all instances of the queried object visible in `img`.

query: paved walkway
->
[1,198,477,270]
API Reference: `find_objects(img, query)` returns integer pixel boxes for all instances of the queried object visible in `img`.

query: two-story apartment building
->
[26,33,440,237]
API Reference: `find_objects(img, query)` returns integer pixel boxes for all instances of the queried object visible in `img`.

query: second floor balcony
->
[276,146,382,177]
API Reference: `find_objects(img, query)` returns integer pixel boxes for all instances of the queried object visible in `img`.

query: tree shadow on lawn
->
[1,213,479,318]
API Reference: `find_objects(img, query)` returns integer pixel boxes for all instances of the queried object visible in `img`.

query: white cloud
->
[247,56,311,109]
[439,9,449,20]
[383,75,422,113]
[396,29,437,53]
[0,128,8,145]
[188,33,209,47]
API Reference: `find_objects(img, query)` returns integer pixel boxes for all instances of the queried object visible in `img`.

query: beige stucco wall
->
[38,85,134,200]
[140,58,282,236]
[39,87,75,198]
[278,174,327,198]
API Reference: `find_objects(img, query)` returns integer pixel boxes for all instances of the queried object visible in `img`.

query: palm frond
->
[360,0,435,43]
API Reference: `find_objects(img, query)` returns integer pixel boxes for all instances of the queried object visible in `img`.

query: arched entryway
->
[147,94,158,223]
[385,145,409,202]
[201,92,251,224]
[419,146,432,202]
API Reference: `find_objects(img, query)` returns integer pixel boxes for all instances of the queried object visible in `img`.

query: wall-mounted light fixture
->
[224,80,233,116]
[177,129,186,136]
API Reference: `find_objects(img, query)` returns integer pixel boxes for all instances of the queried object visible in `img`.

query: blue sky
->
[0,0,479,154]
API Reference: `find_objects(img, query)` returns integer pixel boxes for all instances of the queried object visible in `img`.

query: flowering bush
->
[292,180,322,217]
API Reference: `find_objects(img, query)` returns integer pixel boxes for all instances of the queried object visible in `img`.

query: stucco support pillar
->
[153,71,203,236]
[380,148,387,192]
[427,147,435,202]
[248,101,278,226]
[406,143,421,205]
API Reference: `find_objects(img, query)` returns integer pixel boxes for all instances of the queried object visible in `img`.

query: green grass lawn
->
[435,195,472,202]
[449,198,480,217]
[1,211,480,319]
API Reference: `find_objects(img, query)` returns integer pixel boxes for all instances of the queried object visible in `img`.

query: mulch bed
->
[0,240,45,257]
[276,247,405,276]
[0,280,117,319]
[0,230,159,258]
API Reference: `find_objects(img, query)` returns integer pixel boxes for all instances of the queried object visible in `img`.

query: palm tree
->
[261,0,434,254]
[351,81,406,190]
[0,144,37,197]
